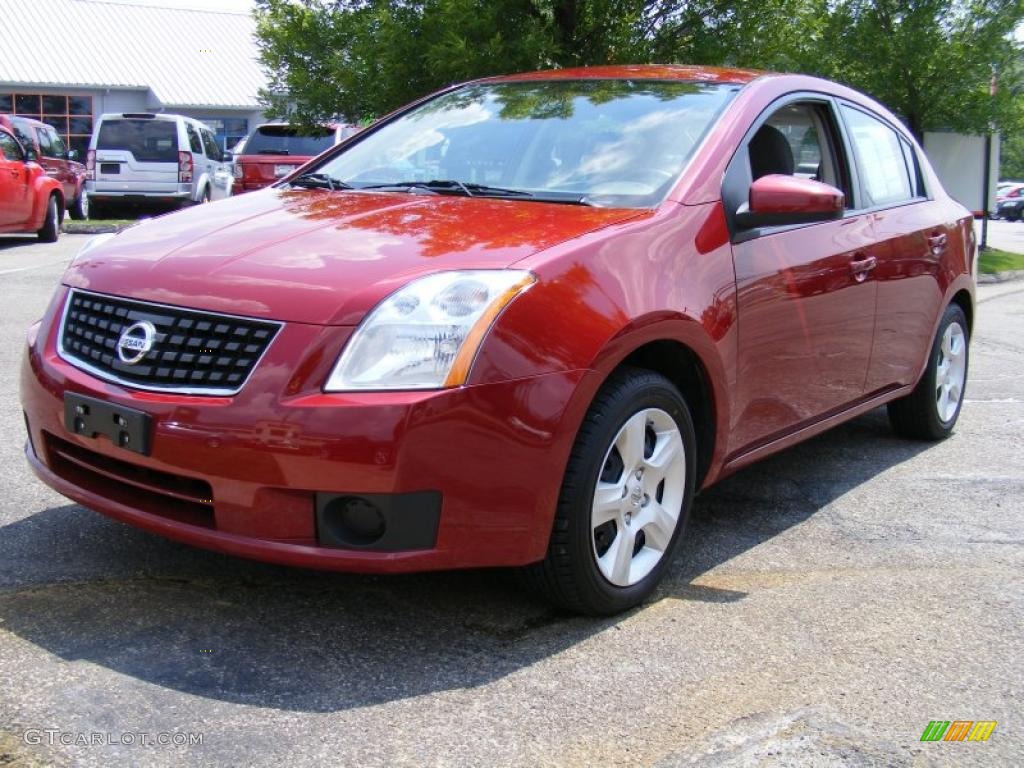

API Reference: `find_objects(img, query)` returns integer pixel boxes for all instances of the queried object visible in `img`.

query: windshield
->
[245,125,336,156]
[312,79,738,207]
[96,119,178,162]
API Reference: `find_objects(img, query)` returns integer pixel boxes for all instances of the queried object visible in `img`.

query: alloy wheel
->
[591,407,686,587]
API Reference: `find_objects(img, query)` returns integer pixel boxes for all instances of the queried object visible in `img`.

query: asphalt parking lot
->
[0,231,1021,767]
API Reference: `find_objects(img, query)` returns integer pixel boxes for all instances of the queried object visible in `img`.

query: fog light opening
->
[322,496,387,547]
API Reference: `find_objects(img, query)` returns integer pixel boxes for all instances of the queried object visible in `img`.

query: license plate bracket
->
[100,163,120,174]
[273,164,293,178]
[64,393,152,456]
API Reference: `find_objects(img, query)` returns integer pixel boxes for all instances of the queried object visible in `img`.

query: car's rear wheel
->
[888,303,969,440]
[68,189,89,220]
[522,368,696,615]
[1005,206,1021,222]
[37,195,60,243]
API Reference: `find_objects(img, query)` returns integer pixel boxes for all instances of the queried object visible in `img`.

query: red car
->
[232,123,359,193]
[0,125,63,241]
[0,115,88,219]
[21,66,975,614]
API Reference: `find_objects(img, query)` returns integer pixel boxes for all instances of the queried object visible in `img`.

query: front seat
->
[749,124,794,179]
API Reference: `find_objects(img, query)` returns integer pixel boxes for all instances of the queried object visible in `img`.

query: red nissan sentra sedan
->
[21,66,975,614]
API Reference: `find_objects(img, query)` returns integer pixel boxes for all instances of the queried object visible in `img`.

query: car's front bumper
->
[21,287,590,572]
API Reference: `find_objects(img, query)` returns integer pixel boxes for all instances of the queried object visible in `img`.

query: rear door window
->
[35,126,54,158]
[97,119,179,162]
[244,126,335,156]
[841,106,914,208]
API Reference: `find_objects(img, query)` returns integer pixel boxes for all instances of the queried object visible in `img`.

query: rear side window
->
[187,124,203,154]
[201,129,221,160]
[841,106,913,207]
[0,131,23,161]
[35,126,54,157]
[244,125,335,156]
[97,119,179,162]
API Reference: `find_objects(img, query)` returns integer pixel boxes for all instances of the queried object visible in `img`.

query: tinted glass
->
[96,119,179,162]
[0,131,23,161]
[201,129,221,160]
[15,94,40,115]
[42,95,67,115]
[187,124,203,154]
[316,80,737,207]
[68,96,92,116]
[49,130,67,159]
[842,106,913,207]
[245,125,335,156]
[35,126,53,157]
[9,118,35,150]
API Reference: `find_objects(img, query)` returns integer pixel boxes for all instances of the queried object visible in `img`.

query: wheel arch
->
[582,316,731,490]
[950,288,973,335]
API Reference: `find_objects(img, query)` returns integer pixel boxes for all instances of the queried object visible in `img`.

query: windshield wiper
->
[288,172,352,191]
[257,149,288,155]
[354,179,590,204]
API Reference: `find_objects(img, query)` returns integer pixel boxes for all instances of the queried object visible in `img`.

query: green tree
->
[254,0,1024,141]
[781,1,1024,140]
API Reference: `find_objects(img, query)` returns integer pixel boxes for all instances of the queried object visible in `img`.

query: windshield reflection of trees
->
[416,80,709,122]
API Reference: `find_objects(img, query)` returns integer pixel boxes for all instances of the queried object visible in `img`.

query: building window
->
[204,117,249,152]
[2,92,94,159]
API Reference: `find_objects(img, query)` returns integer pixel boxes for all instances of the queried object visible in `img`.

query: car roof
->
[485,64,765,85]
[0,113,50,128]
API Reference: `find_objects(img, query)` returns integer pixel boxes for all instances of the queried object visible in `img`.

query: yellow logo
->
[920,721,997,742]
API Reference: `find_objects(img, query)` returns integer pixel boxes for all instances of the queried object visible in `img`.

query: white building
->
[0,0,267,158]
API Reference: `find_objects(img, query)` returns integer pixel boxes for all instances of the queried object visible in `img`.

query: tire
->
[521,367,697,615]
[68,188,89,220]
[1006,206,1021,222]
[37,195,60,243]
[888,303,969,440]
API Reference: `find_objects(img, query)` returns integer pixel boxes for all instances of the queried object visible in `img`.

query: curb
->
[61,224,130,235]
[977,269,1024,284]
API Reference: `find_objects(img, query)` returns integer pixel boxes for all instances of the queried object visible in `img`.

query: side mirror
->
[23,147,38,163]
[736,174,844,229]
[68,149,79,161]
[221,151,233,163]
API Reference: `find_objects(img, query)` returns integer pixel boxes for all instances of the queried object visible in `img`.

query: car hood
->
[64,188,643,325]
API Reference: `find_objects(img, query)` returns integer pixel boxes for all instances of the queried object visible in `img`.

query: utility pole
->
[981,70,998,252]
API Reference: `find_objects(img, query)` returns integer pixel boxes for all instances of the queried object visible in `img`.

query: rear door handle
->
[850,255,877,279]
[927,232,948,253]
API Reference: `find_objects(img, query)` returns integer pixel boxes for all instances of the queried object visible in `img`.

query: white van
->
[86,113,233,217]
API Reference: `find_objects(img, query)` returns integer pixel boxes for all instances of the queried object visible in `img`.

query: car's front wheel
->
[888,303,969,440]
[523,368,696,615]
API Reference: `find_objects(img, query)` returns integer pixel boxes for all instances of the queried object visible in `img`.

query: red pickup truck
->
[0,115,88,219]
[0,125,64,241]
[232,123,359,193]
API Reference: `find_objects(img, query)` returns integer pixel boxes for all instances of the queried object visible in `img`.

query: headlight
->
[325,270,536,391]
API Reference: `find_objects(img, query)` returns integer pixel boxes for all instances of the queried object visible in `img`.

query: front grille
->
[45,432,215,528]
[59,289,281,395]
